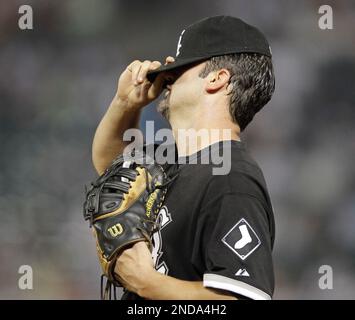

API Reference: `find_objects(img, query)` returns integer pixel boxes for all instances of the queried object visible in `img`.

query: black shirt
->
[122,140,275,300]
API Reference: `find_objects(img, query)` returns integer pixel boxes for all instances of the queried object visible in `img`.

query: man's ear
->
[205,69,231,93]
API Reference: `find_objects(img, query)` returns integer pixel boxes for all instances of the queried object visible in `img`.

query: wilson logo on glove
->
[83,150,179,299]
[107,223,124,237]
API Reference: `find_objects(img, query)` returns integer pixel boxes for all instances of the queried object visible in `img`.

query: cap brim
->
[146,56,208,82]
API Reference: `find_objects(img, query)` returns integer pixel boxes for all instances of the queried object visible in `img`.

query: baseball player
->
[91,16,275,300]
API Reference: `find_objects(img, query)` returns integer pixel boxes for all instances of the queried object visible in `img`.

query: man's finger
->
[137,60,152,84]
[129,60,142,86]
[150,60,162,70]
[138,60,161,85]
[147,71,166,100]
[127,59,140,72]
[165,56,175,65]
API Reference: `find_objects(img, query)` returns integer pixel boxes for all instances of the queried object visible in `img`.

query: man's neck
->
[168,99,241,156]
[172,124,240,156]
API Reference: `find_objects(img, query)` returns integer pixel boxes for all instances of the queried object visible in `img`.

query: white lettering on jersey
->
[151,206,172,274]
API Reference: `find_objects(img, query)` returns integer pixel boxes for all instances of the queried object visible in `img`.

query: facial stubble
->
[157,90,170,121]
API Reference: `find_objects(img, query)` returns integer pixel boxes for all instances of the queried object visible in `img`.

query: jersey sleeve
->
[192,191,275,300]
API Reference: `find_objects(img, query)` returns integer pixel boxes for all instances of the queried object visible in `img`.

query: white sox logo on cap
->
[176,29,185,57]
[147,15,272,82]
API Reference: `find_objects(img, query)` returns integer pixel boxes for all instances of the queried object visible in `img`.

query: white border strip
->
[204,273,271,300]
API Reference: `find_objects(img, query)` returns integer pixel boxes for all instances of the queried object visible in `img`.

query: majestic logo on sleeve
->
[235,268,250,277]
[222,218,261,260]
[151,206,172,274]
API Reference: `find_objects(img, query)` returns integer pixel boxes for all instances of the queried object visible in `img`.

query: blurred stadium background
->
[0,0,354,299]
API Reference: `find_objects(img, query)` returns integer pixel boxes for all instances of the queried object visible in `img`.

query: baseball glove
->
[83,150,175,299]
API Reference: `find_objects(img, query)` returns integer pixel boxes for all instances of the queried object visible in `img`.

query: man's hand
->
[114,241,155,294]
[116,57,174,110]
[91,57,175,174]
[114,241,237,300]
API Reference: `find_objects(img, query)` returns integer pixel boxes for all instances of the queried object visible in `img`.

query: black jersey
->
[122,140,275,300]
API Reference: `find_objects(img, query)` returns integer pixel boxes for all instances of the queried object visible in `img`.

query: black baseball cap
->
[147,15,272,82]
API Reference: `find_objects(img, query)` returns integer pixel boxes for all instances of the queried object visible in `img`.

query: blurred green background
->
[1,0,354,299]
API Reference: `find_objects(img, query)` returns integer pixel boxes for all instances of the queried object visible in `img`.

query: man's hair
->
[199,53,275,131]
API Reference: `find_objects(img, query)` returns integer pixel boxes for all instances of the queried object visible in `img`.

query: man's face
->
[157,62,206,121]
